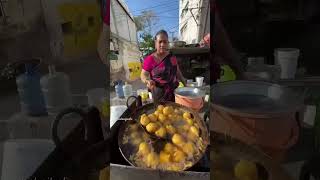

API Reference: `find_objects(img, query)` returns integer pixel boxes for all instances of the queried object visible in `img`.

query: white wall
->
[179,0,200,44]
[110,0,137,42]
[179,0,209,44]
[198,0,210,40]
[110,0,141,82]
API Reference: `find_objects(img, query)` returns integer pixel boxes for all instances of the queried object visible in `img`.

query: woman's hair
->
[154,30,169,40]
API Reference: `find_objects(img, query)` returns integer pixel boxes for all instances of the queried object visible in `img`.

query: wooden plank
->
[170,47,210,55]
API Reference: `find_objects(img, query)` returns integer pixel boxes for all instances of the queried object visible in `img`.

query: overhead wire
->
[115,7,179,18]
[127,0,178,14]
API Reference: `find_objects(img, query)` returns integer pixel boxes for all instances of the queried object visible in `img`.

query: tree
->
[139,32,155,57]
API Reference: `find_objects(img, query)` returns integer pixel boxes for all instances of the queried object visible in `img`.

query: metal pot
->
[211,81,303,162]
[212,80,304,117]
[170,41,186,48]
[175,87,206,111]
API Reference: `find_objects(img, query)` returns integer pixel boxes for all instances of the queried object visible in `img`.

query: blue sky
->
[124,0,180,40]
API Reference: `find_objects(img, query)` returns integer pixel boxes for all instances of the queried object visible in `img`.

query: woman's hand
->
[146,79,155,90]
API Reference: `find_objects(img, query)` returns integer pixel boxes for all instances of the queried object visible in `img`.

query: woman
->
[140,30,186,102]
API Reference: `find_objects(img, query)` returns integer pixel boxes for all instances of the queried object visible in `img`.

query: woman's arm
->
[141,69,150,84]
[141,69,155,89]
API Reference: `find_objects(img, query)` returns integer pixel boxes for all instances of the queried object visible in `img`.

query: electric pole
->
[169,31,175,41]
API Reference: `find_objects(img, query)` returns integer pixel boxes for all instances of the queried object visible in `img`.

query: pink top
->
[142,54,177,72]
[142,55,158,72]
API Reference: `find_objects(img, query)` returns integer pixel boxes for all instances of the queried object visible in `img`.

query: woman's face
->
[155,33,169,54]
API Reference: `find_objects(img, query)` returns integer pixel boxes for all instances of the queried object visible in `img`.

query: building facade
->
[179,0,210,44]
[110,0,141,82]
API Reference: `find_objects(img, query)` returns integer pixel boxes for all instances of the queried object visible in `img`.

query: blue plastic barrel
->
[115,80,124,98]
[16,63,47,116]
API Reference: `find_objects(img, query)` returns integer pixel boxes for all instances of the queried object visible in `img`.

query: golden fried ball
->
[159,151,171,163]
[138,142,150,154]
[140,116,150,126]
[148,114,157,122]
[193,123,200,131]
[182,142,195,156]
[157,105,165,112]
[155,127,167,138]
[183,112,192,120]
[173,150,186,162]
[185,118,194,126]
[189,126,199,137]
[154,110,160,117]
[147,152,159,168]
[158,114,167,123]
[164,143,175,153]
[172,134,184,146]
[163,106,173,115]
[146,122,159,133]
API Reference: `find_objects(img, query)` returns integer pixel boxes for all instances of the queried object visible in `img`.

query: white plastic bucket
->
[274,48,300,79]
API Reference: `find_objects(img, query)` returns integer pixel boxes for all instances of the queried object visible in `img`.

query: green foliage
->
[139,32,155,57]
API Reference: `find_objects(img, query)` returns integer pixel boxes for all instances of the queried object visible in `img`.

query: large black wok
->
[117,96,210,171]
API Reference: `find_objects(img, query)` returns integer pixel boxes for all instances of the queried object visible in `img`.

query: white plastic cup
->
[274,48,300,79]
[195,76,204,87]
[86,88,106,109]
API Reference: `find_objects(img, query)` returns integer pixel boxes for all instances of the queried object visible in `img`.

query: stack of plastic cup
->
[274,48,300,79]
